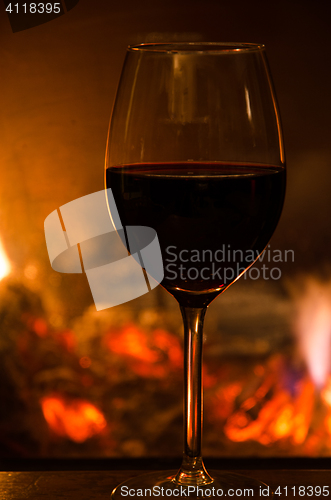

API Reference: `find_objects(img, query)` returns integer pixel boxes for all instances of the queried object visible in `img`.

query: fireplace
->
[1,0,331,462]
[2,232,331,459]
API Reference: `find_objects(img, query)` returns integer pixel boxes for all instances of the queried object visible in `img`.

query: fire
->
[41,395,107,442]
[217,362,331,454]
[223,375,315,446]
[0,237,11,280]
[292,277,331,388]
[213,355,316,450]
[213,276,331,453]
[207,279,331,456]
[104,323,182,378]
[106,324,159,363]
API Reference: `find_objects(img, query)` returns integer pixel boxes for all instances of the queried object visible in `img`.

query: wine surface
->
[106,163,286,297]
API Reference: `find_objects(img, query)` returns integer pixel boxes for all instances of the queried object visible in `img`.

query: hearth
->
[1,237,331,459]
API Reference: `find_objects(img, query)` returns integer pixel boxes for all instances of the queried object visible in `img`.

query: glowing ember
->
[41,395,107,442]
[104,323,182,378]
[80,356,92,368]
[218,356,316,449]
[107,324,159,363]
[0,237,11,280]
[33,318,48,338]
[57,329,76,352]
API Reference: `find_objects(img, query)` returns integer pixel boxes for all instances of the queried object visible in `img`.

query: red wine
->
[106,163,285,302]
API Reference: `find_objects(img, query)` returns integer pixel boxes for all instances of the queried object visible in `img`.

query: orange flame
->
[41,395,107,442]
[107,324,159,363]
[224,378,315,446]
[219,356,316,449]
[0,237,11,280]
[205,277,331,453]
[105,323,182,378]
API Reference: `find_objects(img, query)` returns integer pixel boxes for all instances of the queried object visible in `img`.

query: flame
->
[0,237,11,280]
[224,376,315,446]
[216,356,316,449]
[41,395,107,442]
[292,277,331,388]
[104,323,182,378]
[321,376,331,441]
[107,324,159,363]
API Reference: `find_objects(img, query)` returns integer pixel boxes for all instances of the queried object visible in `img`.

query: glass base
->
[111,470,272,499]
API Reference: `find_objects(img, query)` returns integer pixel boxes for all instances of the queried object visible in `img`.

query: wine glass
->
[105,42,285,497]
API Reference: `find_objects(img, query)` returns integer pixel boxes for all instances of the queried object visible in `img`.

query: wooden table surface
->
[1,460,331,499]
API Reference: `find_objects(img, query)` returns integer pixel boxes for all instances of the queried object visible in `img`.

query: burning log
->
[41,395,107,443]
[3,246,331,459]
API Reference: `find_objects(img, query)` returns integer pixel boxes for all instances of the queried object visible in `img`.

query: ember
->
[104,323,182,378]
[41,395,107,443]
[3,275,331,458]
[222,356,315,448]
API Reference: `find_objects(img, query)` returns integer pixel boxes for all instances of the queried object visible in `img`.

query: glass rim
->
[127,42,265,53]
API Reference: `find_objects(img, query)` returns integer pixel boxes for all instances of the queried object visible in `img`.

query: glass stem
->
[175,306,213,486]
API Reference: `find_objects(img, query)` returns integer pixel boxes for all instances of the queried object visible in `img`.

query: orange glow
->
[57,330,76,352]
[292,380,315,445]
[293,277,331,388]
[321,377,331,406]
[206,276,331,453]
[213,382,242,419]
[153,328,182,368]
[221,356,316,448]
[80,356,92,368]
[24,264,38,280]
[33,318,48,337]
[41,395,107,442]
[321,376,331,440]
[0,237,11,280]
[107,324,159,363]
[104,323,182,378]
